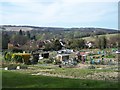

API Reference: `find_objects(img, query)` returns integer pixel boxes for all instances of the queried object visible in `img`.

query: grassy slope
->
[2,70,119,88]
[83,33,119,41]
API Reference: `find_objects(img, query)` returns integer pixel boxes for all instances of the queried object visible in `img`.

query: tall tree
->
[2,33,10,49]
[95,36,107,49]
[68,39,86,49]
[53,39,62,51]
[19,29,23,35]
[10,35,28,45]
[31,35,36,41]
[26,31,31,39]
[102,36,107,49]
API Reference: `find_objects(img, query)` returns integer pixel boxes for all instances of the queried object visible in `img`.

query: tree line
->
[1,29,120,51]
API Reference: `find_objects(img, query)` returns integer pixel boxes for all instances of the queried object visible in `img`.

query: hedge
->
[4,52,31,64]
[13,53,31,64]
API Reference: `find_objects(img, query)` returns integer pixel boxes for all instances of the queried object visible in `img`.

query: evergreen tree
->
[31,35,36,41]
[2,33,10,49]
[19,29,23,35]
[102,36,107,49]
[26,31,31,39]
[95,36,107,49]
[53,39,62,51]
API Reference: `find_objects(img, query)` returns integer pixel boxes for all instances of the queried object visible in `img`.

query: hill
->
[1,25,119,40]
[1,25,119,33]
[83,33,120,41]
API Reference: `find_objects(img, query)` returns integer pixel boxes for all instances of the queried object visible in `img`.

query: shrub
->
[3,64,17,70]
[2,63,28,70]
[8,64,17,70]
[19,64,28,69]
[101,60,105,65]
[54,60,62,65]
[43,59,53,64]
[12,48,23,53]
[13,55,23,63]
[105,55,115,58]
[16,53,31,64]
[4,52,12,61]
[12,53,31,64]
[88,65,95,69]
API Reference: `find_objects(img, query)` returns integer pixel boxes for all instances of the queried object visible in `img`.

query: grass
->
[2,70,119,88]
[105,54,116,58]
[12,64,117,78]
[39,67,113,77]
[83,33,119,41]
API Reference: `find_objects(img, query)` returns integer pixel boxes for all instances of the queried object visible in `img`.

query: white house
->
[86,41,93,48]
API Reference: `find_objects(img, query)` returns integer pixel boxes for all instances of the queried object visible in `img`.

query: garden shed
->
[32,53,39,64]
[41,52,49,58]
[56,54,69,61]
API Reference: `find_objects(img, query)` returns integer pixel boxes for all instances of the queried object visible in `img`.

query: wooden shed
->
[56,54,69,61]
[41,52,49,58]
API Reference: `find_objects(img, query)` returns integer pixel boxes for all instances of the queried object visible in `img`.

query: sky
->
[0,0,119,29]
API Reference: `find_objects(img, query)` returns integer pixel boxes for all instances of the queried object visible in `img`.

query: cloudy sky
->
[0,0,119,29]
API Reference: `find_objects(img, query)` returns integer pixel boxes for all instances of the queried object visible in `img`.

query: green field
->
[83,33,119,41]
[2,70,119,88]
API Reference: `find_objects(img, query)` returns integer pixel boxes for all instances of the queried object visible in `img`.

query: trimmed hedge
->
[4,52,31,64]
[13,53,31,64]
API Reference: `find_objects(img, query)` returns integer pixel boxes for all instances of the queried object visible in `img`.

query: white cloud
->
[0,0,118,29]
[1,0,119,2]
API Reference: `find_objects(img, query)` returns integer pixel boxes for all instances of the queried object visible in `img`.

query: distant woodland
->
[1,25,120,51]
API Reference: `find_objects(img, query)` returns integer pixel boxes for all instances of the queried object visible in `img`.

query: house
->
[38,52,49,60]
[21,40,45,51]
[8,43,14,49]
[86,41,94,48]
[56,54,69,61]
[57,49,74,54]
[8,42,21,50]
[39,54,43,60]
[36,40,45,48]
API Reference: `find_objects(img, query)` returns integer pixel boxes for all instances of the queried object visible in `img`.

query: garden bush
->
[12,48,23,53]
[13,53,31,64]
[2,63,28,70]
[4,52,31,64]
[54,60,62,65]
[105,54,115,58]
[4,52,12,61]
[19,64,28,69]
[43,58,54,64]
[3,64,17,70]
[44,60,52,64]
[12,54,23,63]
[88,65,95,69]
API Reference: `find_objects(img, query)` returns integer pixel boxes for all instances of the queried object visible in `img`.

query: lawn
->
[2,70,119,88]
